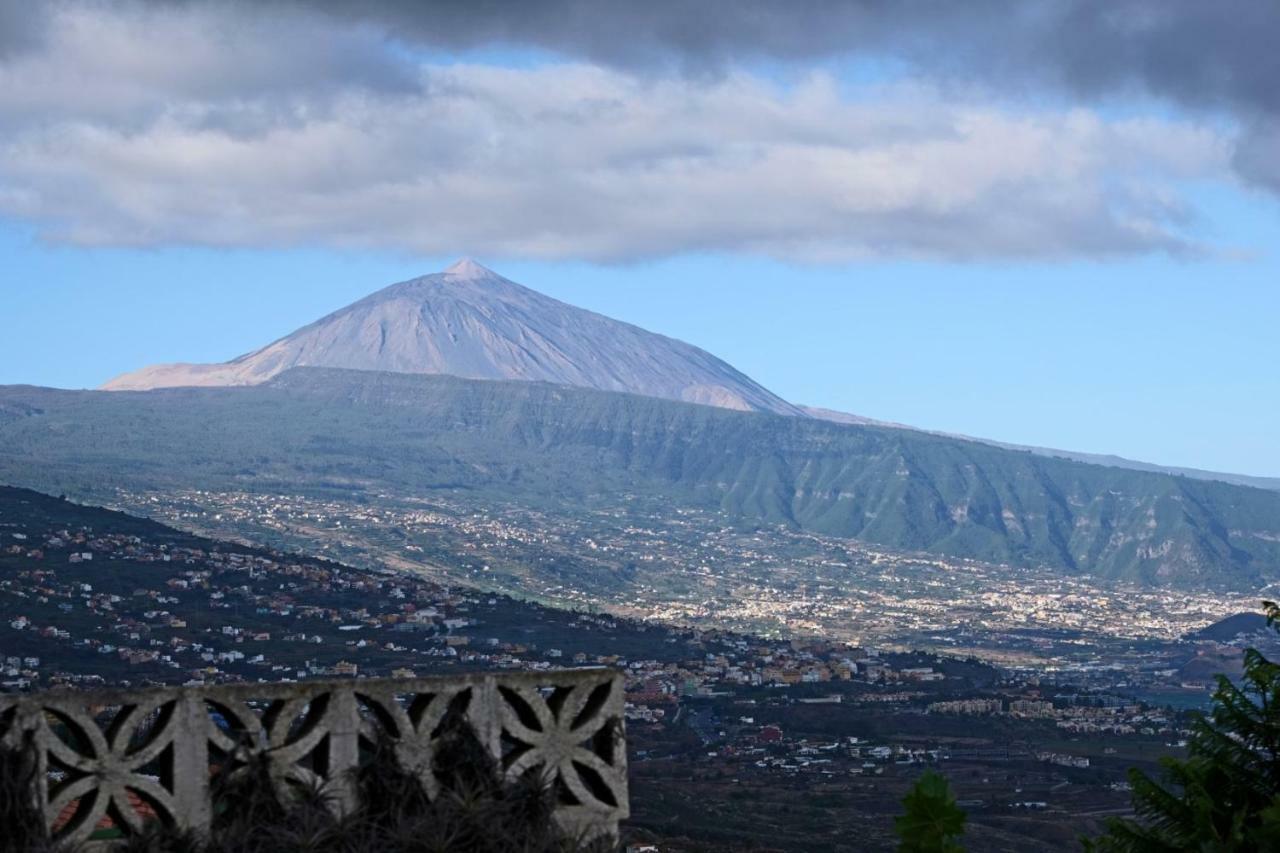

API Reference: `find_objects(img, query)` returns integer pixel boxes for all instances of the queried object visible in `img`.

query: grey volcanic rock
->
[102,259,801,415]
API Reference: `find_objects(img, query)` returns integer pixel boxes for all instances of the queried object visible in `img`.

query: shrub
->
[0,730,56,853]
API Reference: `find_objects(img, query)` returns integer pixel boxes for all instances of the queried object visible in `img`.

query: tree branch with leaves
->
[1085,601,1280,852]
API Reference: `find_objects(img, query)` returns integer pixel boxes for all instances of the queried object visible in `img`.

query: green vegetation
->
[1086,602,1280,851]
[1,368,1277,589]
[894,771,966,853]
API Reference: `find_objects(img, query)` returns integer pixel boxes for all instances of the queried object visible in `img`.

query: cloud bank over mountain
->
[0,1,1270,262]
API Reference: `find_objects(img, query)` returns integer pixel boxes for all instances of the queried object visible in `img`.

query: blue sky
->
[2,2,1279,477]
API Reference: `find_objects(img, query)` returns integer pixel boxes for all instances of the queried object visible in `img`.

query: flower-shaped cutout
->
[206,691,343,801]
[41,698,180,843]
[496,677,626,821]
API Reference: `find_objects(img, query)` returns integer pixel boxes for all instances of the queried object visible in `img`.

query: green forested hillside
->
[0,367,1277,590]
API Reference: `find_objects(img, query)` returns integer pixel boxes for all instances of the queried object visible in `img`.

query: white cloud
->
[0,4,1232,262]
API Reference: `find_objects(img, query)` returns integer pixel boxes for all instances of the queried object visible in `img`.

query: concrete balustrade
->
[0,668,628,847]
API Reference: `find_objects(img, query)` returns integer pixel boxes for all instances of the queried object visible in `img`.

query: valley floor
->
[113,485,1262,690]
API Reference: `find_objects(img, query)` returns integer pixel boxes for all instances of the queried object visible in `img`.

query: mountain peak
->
[442,258,495,280]
[99,264,802,416]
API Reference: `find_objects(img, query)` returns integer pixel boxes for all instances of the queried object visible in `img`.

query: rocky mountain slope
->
[102,259,800,416]
[4,367,1280,591]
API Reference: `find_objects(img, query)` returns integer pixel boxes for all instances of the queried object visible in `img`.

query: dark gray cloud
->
[990,2,1280,115]
[0,2,52,58]
[1234,120,1280,194]
[0,0,419,134]
[286,0,1280,116]
[9,1,1277,114]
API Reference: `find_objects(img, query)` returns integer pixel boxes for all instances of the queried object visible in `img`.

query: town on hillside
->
[4,487,1273,849]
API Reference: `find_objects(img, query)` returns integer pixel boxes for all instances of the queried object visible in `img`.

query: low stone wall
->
[0,668,627,846]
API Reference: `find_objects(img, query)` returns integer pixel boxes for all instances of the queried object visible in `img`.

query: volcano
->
[103,259,801,416]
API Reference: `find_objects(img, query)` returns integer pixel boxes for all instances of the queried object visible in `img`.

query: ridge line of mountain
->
[799,405,1280,492]
[3,365,1279,591]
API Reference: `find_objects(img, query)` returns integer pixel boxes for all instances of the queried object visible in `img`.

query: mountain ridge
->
[802,405,1280,492]
[4,366,1280,591]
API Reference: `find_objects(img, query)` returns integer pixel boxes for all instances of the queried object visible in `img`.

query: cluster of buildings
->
[114,487,1257,677]
[926,691,1175,736]
[2,522,630,687]
[1,515,960,702]
[2,502,1223,756]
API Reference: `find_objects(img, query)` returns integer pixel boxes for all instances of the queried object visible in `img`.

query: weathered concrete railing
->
[0,668,627,846]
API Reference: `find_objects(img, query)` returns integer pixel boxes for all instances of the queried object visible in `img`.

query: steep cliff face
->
[102,259,801,416]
